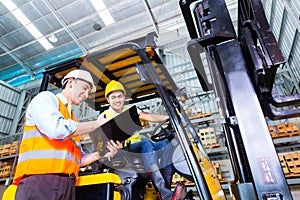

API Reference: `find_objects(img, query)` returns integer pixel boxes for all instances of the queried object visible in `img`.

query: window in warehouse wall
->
[290,0,300,17]
[278,11,295,57]
[286,31,300,93]
[262,0,300,95]
[262,0,273,24]
[270,0,285,40]
[290,31,300,77]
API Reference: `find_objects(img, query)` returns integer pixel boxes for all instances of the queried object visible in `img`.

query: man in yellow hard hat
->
[98,80,187,200]
[11,69,121,200]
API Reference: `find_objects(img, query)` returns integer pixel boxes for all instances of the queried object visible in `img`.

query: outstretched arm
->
[68,117,109,138]
[139,112,169,123]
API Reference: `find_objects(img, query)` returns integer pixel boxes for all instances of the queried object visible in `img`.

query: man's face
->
[71,79,91,105]
[107,90,125,112]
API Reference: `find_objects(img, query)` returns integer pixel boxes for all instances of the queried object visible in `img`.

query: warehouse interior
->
[0,0,300,199]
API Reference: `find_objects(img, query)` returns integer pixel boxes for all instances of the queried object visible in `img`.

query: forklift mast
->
[179,0,299,199]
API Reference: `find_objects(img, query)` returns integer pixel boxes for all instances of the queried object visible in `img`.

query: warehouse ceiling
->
[0,0,239,89]
[0,0,196,87]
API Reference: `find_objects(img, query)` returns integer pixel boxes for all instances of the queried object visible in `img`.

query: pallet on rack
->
[189,112,213,120]
[198,127,220,148]
[287,122,300,137]
[285,173,300,178]
[269,122,300,139]
[284,152,300,174]
[268,126,277,138]
[9,141,19,155]
[0,165,12,178]
[279,155,290,175]
[0,162,13,178]
[213,162,223,180]
[268,122,300,139]
[0,144,12,157]
[204,143,221,149]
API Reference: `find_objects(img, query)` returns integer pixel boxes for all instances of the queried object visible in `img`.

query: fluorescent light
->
[90,0,115,26]
[11,8,30,26]
[1,0,53,50]
[2,0,17,11]
[90,0,106,10]
[37,38,54,50]
[98,10,115,26]
[26,24,53,50]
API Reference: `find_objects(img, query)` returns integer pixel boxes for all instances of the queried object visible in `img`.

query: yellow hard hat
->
[105,80,126,97]
[61,69,96,93]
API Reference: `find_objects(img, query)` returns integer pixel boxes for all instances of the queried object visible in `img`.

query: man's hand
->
[103,140,122,158]
[97,117,109,127]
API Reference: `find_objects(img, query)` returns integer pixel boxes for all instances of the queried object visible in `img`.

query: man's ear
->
[67,78,75,89]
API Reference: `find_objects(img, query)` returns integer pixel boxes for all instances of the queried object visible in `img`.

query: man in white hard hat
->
[12,69,121,200]
[61,69,97,93]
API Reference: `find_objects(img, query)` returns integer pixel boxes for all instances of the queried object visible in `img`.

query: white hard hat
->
[61,69,96,93]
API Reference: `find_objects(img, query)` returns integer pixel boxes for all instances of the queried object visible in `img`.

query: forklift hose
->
[115,185,130,200]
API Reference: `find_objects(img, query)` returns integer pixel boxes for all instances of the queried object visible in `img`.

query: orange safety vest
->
[13,97,81,185]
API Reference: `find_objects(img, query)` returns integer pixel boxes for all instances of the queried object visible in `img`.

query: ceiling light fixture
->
[90,0,115,26]
[48,34,58,43]
[1,0,54,50]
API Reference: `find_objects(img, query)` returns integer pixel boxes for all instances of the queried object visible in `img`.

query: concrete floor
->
[0,184,8,199]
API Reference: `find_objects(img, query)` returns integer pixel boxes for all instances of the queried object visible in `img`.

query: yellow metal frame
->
[192,143,226,200]
[75,173,122,186]
[76,173,123,200]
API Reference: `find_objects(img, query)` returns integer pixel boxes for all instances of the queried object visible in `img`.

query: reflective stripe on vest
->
[13,97,81,185]
[101,106,141,143]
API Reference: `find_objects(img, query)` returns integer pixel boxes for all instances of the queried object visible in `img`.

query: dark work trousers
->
[15,174,75,200]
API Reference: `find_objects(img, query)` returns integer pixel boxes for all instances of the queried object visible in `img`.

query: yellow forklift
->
[34,35,226,200]
[4,33,225,200]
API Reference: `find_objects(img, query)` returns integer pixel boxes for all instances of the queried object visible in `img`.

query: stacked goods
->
[278,155,290,176]
[184,107,212,119]
[268,125,276,138]
[213,162,222,180]
[183,107,192,117]
[190,111,212,119]
[0,161,13,178]
[268,122,300,139]
[278,152,300,178]
[0,144,12,157]
[0,141,19,157]
[9,141,19,155]
[283,152,300,176]
[198,127,220,148]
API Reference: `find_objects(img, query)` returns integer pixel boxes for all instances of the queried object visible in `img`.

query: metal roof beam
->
[43,0,88,55]
[0,43,34,79]
[142,0,159,34]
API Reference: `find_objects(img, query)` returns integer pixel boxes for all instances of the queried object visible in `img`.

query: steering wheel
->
[150,118,174,142]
